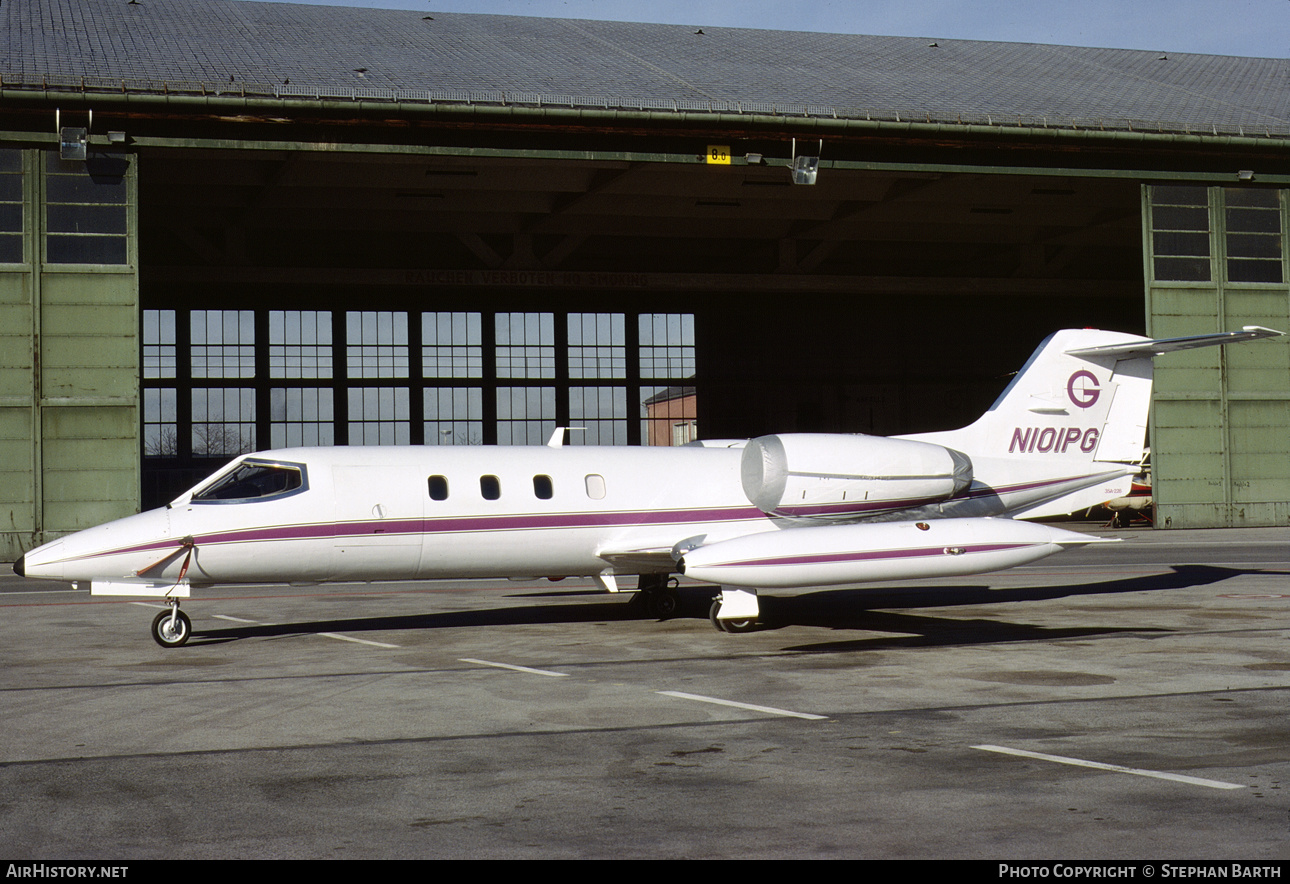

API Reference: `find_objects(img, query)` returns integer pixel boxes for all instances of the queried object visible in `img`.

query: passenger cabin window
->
[585,473,606,500]
[428,475,449,501]
[533,474,553,500]
[480,475,501,500]
[192,462,304,502]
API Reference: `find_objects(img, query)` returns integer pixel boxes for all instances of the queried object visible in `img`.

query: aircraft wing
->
[1066,326,1283,359]
[596,546,681,574]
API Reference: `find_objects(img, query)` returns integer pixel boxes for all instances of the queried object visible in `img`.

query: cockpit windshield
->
[191,460,306,503]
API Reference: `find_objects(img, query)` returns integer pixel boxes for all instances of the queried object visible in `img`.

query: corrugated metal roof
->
[3,0,1288,138]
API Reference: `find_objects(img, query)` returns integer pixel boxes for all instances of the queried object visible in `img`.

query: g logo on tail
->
[1067,370,1100,409]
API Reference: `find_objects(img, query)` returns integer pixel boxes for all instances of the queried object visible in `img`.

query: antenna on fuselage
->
[546,427,587,448]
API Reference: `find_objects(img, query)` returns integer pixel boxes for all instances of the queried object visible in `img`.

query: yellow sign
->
[706,145,731,165]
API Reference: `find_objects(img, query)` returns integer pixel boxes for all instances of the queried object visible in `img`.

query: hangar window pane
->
[497,386,555,445]
[270,388,335,448]
[570,386,627,444]
[43,153,128,265]
[1150,186,1211,282]
[0,150,21,264]
[568,313,626,379]
[192,310,255,379]
[270,311,333,378]
[142,310,176,379]
[425,387,483,445]
[496,312,555,378]
[642,386,697,446]
[1225,189,1283,284]
[347,311,409,378]
[423,312,482,378]
[142,388,178,458]
[348,387,410,445]
[192,388,256,457]
[639,314,695,378]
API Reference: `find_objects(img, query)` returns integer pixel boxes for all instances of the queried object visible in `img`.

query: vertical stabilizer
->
[909,329,1153,465]
[901,326,1281,519]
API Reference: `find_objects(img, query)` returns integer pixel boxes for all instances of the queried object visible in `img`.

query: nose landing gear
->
[151,600,192,648]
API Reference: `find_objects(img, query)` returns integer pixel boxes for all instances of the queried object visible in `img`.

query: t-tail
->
[902,326,1282,520]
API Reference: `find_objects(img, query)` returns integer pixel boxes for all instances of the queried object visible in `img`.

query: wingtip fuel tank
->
[678,517,1101,588]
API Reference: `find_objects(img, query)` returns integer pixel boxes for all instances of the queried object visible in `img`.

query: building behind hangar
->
[1,0,1288,558]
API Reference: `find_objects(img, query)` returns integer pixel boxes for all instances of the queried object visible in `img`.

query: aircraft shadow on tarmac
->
[185,564,1262,651]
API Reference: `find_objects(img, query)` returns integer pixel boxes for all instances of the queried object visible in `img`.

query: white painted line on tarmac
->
[318,632,401,648]
[658,690,827,720]
[973,744,1246,790]
[459,657,569,677]
[143,607,401,647]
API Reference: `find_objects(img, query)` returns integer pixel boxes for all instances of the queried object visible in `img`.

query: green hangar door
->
[1146,184,1290,528]
[0,148,139,560]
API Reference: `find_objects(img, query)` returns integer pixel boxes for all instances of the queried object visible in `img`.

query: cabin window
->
[585,473,606,500]
[533,474,553,500]
[192,461,305,503]
[480,475,501,500]
[428,475,449,501]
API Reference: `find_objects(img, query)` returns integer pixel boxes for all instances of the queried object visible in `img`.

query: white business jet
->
[14,326,1281,647]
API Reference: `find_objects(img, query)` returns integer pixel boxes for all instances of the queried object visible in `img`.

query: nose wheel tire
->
[151,609,192,648]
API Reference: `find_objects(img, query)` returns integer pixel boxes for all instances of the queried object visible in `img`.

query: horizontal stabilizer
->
[1066,326,1283,360]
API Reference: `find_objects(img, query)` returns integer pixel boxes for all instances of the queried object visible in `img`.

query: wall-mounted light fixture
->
[55,108,93,161]
[790,138,822,185]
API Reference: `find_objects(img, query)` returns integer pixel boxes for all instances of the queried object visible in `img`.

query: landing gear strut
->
[151,599,192,648]
[636,574,681,620]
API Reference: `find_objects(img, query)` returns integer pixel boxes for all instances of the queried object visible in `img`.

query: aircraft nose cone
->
[13,554,24,577]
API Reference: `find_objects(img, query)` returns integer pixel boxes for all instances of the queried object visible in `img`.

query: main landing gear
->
[635,574,682,620]
[151,599,192,648]
[708,587,762,634]
[632,576,764,633]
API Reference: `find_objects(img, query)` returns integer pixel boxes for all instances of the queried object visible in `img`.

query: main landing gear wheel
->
[708,597,758,634]
[636,575,681,620]
[151,607,192,648]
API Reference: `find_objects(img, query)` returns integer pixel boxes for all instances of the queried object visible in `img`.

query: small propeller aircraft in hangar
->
[13,325,1282,647]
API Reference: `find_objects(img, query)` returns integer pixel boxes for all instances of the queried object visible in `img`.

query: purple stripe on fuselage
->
[707,542,1033,569]
[966,472,1118,499]
[68,504,772,562]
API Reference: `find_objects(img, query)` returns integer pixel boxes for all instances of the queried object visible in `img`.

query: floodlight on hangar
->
[790,138,822,185]
[54,108,91,161]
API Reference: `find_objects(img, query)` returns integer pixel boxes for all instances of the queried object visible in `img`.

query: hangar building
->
[2,0,1289,558]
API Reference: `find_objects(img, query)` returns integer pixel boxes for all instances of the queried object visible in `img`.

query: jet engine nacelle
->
[740,433,972,520]
[678,517,1094,588]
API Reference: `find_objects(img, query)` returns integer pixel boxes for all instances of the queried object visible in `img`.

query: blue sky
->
[254,0,1290,58]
